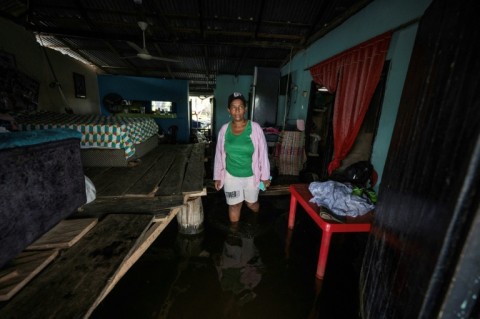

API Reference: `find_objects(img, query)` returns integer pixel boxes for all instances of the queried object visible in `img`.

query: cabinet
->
[250,67,280,127]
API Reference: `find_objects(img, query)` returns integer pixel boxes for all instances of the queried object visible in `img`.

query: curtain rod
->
[303,17,421,71]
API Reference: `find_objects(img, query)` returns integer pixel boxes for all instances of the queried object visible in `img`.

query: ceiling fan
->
[123,21,181,63]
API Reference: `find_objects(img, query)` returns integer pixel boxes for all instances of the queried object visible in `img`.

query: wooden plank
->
[83,167,110,182]
[84,167,116,194]
[182,143,205,193]
[0,250,59,301]
[85,207,181,317]
[183,187,207,203]
[0,271,18,284]
[0,214,153,318]
[25,218,98,250]
[77,197,183,218]
[155,145,192,196]
[259,184,290,196]
[93,147,166,197]
[124,150,176,196]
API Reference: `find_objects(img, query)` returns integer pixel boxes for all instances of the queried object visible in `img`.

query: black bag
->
[330,161,374,187]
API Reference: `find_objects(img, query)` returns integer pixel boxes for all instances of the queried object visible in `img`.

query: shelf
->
[116,113,177,119]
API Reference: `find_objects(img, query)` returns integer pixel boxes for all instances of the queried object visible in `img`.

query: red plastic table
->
[288,184,373,279]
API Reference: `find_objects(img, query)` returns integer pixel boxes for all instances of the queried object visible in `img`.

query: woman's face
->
[228,99,246,121]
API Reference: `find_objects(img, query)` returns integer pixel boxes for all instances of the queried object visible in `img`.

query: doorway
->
[305,60,390,179]
[190,95,213,143]
[305,82,335,179]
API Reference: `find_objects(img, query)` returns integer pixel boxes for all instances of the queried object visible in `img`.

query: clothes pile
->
[309,180,375,217]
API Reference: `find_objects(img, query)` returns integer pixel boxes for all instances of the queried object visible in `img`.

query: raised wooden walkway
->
[0,143,206,318]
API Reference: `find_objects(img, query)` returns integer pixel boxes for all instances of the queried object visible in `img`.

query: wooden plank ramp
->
[85,206,181,318]
[0,208,181,319]
[25,218,98,250]
[0,250,59,302]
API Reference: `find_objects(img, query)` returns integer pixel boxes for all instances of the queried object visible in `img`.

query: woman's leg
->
[244,177,260,213]
[224,172,244,223]
[245,201,259,213]
[228,202,243,222]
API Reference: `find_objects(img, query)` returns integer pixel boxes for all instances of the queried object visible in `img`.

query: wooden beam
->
[85,207,181,317]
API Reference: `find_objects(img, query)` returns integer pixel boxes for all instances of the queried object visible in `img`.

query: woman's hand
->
[261,179,271,189]
[214,180,222,191]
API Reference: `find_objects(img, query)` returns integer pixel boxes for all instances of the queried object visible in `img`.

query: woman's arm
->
[251,122,270,181]
[213,124,228,189]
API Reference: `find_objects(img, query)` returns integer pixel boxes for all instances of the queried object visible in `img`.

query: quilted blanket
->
[15,111,158,159]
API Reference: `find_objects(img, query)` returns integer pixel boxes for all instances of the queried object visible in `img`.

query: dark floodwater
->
[91,191,365,319]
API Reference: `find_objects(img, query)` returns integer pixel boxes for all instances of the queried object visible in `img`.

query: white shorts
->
[223,171,259,205]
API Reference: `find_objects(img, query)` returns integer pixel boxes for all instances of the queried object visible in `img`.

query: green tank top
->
[225,121,254,177]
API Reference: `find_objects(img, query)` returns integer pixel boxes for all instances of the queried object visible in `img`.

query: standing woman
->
[214,92,271,224]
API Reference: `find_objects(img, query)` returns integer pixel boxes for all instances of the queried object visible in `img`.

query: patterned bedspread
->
[15,111,158,159]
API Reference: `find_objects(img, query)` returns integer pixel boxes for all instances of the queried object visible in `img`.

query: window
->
[151,101,175,113]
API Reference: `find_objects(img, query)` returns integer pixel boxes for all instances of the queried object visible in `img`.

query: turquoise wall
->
[281,0,432,190]
[97,75,190,143]
[213,74,253,137]
[372,24,419,190]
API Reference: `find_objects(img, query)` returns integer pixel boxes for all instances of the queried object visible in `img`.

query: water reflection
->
[214,228,264,316]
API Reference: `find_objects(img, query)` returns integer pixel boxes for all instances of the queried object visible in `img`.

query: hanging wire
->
[282,46,294,131]
[38,35,73,112]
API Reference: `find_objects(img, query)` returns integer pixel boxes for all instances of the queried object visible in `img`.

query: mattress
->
[15,111,159,159]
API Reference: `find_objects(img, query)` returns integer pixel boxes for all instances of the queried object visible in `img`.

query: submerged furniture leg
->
[288,193,297,229]
[316,230,333,279]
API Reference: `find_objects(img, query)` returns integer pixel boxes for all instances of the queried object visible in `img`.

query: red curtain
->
[310,32,392,174]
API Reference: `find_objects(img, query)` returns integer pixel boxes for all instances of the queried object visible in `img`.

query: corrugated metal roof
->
[1,0,372,95]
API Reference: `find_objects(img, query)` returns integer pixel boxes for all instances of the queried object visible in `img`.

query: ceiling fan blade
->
[150,55,182,63]
[120,55,139,59]
[126,41,144,53]
[101,65,130,69]
[126,21,179,62]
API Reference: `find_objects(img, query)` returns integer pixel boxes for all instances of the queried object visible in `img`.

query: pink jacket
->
[214,121,270,189]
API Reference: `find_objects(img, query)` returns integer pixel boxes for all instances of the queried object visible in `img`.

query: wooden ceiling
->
[0,0,372,95]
